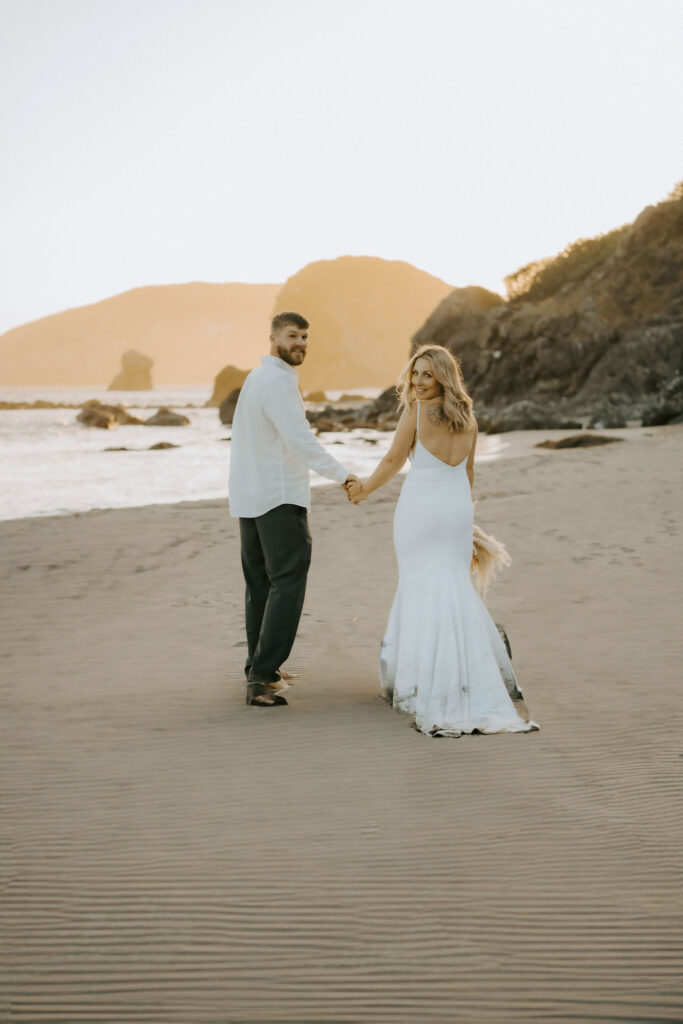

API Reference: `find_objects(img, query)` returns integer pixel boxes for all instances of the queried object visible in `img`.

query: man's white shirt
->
[228,355,350,518]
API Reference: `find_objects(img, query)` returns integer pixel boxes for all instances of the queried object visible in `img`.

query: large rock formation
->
[410,186,683,428]
[0,282,279,387]
[484,401,582,434]
[205,365,250,407]
[107,349,153,390]
[272,256,453,391]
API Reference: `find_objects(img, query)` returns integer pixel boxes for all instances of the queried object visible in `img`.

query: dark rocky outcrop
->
[219,388,241,425]
[587,404,628,429]
[143,407,190,426]
[410,186,683,429]
[483,401,582,434]
[305,386,401,433]
[205,365,249,407]
[304,390,327,402]
[305,405,356,433]
[536,434,623,449]
[640,374,683,426]
[77,399,144,429]
[107,349,154,390]
[104,441,181,450]
[370,386,402,419]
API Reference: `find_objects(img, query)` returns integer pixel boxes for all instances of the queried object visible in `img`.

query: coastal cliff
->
[411,184,683,428]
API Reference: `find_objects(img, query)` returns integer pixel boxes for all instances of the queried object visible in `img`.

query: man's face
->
[271,325,308,366]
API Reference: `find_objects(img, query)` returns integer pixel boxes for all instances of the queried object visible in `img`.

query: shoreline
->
[2,422,674,524]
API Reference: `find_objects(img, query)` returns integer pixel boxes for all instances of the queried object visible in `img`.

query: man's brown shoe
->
[246,682,288,707]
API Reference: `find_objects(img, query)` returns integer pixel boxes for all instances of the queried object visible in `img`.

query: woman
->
[346,345,539,738]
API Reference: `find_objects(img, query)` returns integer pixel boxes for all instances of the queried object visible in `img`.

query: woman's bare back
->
[412,401,477,466]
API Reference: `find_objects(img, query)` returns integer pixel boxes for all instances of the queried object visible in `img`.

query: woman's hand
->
[345,477,366,504]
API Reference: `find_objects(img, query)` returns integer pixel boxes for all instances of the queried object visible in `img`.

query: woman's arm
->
[466,419,478,490]
[350,404,417,502]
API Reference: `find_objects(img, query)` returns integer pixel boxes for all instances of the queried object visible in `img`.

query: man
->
[228,311,358,707]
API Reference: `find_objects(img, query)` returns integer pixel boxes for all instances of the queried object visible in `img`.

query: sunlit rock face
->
[107,349,153,391]
[411,189,683,426]
[0,282,280,387]
[206,366,249,408]
[272,256,454,391]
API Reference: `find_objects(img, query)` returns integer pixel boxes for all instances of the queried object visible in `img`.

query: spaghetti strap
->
[409,401,420,462]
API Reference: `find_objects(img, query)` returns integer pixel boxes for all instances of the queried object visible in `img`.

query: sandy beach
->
[1,425,682,1023]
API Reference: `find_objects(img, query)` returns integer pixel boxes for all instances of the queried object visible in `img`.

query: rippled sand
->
[1,425,681,1022]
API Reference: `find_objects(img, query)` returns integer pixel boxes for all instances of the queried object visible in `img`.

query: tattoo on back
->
[426,404,446,426]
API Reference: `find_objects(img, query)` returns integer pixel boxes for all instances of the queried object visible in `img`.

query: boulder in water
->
[77,399,144,429]
[143,407,190,426]
[304,385,402,433]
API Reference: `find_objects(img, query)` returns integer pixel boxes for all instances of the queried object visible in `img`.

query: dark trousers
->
[239,503,312,683]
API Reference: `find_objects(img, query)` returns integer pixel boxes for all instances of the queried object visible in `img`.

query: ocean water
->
[0,386,507,521]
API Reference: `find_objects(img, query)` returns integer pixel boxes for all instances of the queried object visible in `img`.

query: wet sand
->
[1,425,682,1022]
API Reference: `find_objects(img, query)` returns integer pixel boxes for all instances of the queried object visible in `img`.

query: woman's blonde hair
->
[397,344,475,433]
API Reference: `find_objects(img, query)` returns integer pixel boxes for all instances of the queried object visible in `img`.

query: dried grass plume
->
[470,517,511,596]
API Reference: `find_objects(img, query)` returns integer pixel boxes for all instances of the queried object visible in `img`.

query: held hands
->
[343,475,366,505]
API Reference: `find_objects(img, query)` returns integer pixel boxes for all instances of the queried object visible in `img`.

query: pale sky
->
[1,0,681,334]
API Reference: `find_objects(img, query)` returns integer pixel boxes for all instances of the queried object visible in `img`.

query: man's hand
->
[344,476,365,504]
[342,475,361,502]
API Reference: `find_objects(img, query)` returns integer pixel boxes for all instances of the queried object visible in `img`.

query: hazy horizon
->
[1,0,682,335]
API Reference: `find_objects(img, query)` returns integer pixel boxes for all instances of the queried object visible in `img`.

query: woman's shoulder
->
[447,410,477,430]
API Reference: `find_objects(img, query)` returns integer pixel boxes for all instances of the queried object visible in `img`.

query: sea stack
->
[107,349,154,390]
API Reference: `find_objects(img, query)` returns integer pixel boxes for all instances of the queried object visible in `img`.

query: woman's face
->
[412,357,441,401]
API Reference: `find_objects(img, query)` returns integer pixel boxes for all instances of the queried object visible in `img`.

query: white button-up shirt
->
[228,355,350,518]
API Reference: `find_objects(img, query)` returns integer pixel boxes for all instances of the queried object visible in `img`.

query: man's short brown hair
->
[271,311,309,332]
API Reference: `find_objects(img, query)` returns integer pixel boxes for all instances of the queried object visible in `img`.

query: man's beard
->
[277,344,306,366]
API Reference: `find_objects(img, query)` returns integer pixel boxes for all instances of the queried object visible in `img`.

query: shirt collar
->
[262,354,298,378]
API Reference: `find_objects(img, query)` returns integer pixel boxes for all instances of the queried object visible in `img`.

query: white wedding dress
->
[379,404,539,738]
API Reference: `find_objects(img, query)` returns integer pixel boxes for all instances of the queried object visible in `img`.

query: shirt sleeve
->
[265,375,350,484]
